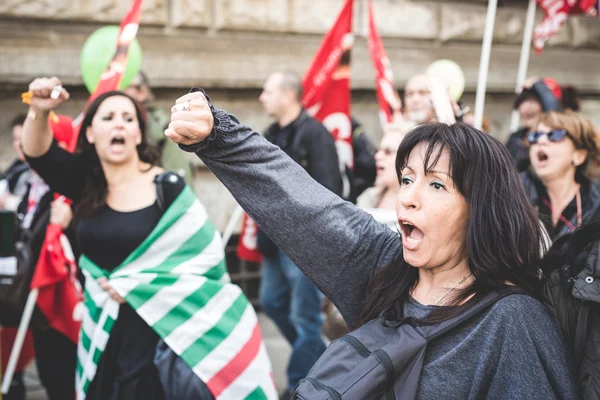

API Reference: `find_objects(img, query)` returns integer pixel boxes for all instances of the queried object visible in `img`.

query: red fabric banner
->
[302,0,354,198]
[534,0,599,52]
[367,0,401,126]
[30,224,82,343]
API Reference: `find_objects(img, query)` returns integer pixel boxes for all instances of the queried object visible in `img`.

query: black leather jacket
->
[544,239,600,399]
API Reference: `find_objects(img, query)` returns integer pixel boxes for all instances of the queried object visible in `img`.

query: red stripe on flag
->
[206,323,263,397]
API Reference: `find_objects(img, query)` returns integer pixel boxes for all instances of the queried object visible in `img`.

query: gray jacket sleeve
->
[180,104,402,326]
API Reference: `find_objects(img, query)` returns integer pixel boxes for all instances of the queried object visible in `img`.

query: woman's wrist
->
[27,106,50,121]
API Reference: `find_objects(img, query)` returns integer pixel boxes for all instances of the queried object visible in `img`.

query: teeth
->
[406,236,421,246]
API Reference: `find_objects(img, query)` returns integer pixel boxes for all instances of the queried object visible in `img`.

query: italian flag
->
[75,186,277,399]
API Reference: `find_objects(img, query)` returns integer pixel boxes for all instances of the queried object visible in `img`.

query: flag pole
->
[221,205,244,250]
[1,289,37,394]
[509,0,537,133]
[474,0,498,130]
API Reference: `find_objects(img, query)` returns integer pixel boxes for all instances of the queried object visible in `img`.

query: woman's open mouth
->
[399,220,424,250]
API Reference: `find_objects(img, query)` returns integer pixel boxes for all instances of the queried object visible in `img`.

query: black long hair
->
[74,91,158,221]
[353,123,545,328]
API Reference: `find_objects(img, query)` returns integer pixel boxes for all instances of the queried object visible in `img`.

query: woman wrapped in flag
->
[20,77,277,400]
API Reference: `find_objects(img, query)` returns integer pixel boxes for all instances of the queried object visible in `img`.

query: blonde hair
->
[537,111,600,180]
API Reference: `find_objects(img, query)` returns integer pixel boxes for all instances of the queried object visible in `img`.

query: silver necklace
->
[435,272,473,306]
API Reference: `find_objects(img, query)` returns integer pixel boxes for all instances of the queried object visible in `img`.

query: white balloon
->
[427,59,465,101]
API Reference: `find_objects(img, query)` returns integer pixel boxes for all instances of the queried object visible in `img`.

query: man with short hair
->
[403,73,436,125]
[258,70,342,399]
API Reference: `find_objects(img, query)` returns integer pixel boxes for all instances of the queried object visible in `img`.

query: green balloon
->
[80,26,143,93]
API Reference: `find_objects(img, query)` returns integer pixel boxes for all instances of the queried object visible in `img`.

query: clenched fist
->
[27,77,70,112]
[165,91,215,146]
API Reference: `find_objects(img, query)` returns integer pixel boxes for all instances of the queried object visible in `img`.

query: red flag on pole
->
[533,0,599,52]
[236,214,262,264]
[302,0,354,199]
[367,0,402,126]
[30,224,81,343]
[70,0,144,151]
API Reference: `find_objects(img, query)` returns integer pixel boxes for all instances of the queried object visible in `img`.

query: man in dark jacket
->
[258,70,342,399]
[542,218,600,399]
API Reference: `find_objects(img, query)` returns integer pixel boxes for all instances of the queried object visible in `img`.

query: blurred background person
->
[258,70,342,399]
[522,111,600,243]
[506,77,563,172]
[402,73,436,125]
[125,71,193,185]
[0,114,33,212]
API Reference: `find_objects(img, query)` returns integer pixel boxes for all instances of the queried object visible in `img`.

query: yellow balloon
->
[427,59,465,101]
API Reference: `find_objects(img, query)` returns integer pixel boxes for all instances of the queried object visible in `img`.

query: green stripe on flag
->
[76,192,274,398]
[151,280,222,338]
[245,387,268,400]
[202,260,227,282]
[144,221,217,275]
[118,187,197,267]
[180,293,248,367]
[124,275,181,309]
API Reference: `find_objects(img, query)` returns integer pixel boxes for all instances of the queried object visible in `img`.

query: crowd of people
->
[0,66,599,400]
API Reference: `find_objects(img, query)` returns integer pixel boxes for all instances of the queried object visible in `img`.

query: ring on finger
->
[172,101,191,113]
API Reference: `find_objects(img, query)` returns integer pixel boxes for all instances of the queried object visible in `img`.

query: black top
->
[77,203,161,271]
[522,171,600,242]
[26,140,185,399]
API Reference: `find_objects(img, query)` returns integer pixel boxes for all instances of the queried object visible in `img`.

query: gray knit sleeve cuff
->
[177,88,232,153]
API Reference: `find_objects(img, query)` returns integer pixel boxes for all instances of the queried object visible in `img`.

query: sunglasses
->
[527,129,569,145]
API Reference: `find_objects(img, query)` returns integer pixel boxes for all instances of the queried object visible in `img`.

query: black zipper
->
[373,349,396,400]
[303,378,342,400]
[338,335,371,358]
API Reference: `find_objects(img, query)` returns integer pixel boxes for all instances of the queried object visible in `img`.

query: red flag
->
[70,0,144,151]
[367,0,402,126]
[236,214,262,263]
[31,224,82,343]
[302,0,354,199]
[533,0,599,52]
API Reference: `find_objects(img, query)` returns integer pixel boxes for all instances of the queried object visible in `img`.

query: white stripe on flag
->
[136,276,207,327]
[192,303,256,381]
[83,270,110,307]
[110,273,158,298]
[217,343,278,400]
[171,232,224,275]
[112,200,207,277]
[164,286,240,358]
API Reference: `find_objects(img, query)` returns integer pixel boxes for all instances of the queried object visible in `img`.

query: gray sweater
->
[181,106,578,399]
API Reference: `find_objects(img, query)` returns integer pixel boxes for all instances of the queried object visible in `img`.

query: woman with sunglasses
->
[522,111,600,242]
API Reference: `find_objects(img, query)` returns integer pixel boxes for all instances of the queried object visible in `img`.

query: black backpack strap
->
[154,172,186,214]
[421,287,530,341]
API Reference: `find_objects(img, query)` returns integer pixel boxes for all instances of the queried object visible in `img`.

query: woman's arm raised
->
[167,90,402,325]
[21,77,69,158]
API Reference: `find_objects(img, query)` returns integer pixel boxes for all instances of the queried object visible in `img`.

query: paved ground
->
[20,313,291,399]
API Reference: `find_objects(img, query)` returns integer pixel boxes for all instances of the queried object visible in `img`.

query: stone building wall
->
[1,0,600,230]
